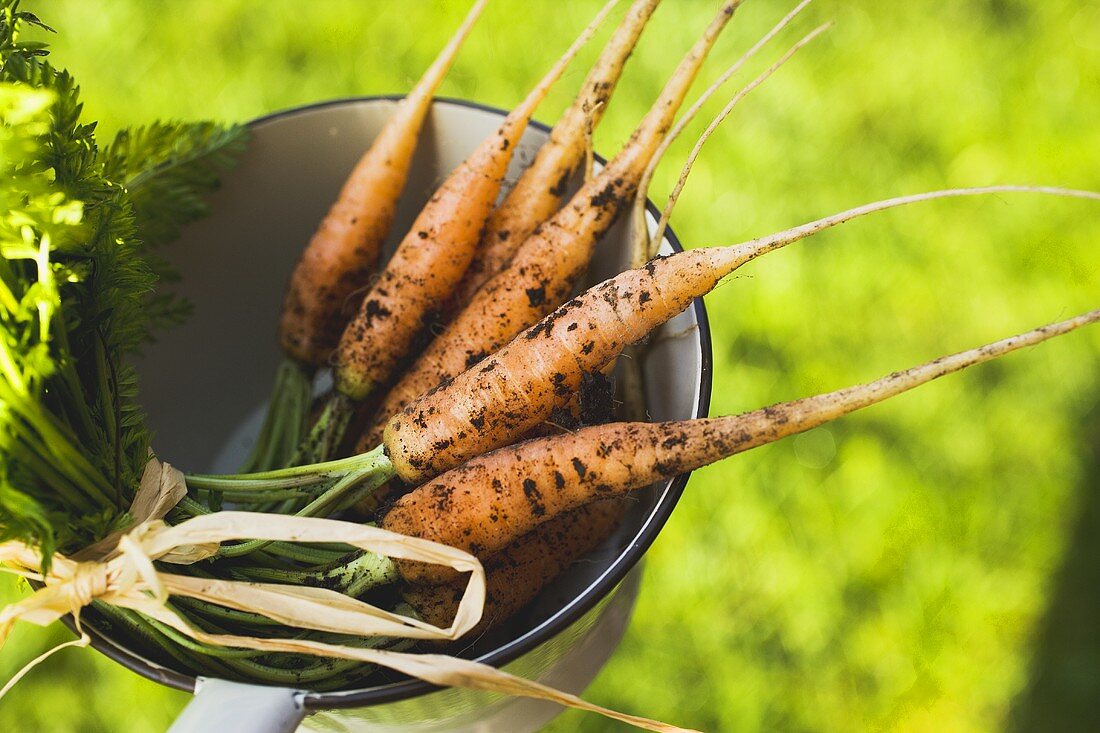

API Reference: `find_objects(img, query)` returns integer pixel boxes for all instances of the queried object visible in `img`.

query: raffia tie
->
[0,458,693,733]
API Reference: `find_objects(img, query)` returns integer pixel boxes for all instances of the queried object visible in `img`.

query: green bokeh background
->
[2,1,1098,730]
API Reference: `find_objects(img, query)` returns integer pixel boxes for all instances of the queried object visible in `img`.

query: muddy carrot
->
[303,0,621,461]
[402,499,627,636]
[381,186,1098,481]
[360,0,744,450]
[244,0,487,472]
[332,0,619,400]
[280,0,488,366]
[448,0,663,311]
[384,308,1100,583]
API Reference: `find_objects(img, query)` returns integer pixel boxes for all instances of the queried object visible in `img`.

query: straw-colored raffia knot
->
[68,562,109,610]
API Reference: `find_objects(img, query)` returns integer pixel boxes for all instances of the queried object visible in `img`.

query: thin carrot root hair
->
[629,0,816,264]
[723,185,1100,267]
[382,184,1098,482]
[384,307,1100,581]
[582,98,601,184]
[650,21,832,251]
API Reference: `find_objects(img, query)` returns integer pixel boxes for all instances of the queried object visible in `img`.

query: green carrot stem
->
[218,646,378,687]
[173,495,213,517]
[159,604,394,685]
[147,624,270,660]
[173,596,287,628]
[299,638,418,691]
[207,488,319,503]
[104,594,397,688]
[240,359,314,473]
[187,474,337,491]
[215,465,391,559]
[255,542,352,565]
[91,602,238,678]
[169,497,351,564]
[145,608,275,659]
[295,392,355,465]
[186,443,393,488]
[234,549,398,592]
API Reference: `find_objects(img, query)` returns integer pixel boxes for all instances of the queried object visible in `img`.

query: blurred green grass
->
[1,0,1098,730]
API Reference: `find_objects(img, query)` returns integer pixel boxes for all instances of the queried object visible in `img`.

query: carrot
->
[332,0,619,401]
[360,0,744,450]
[447,0,663,312]
[381,185,1099,482]
[402,499,626,637]
[279,0,488,367]
[384,308,1100,583]
[298,0,621,461]
[242,0,487,473]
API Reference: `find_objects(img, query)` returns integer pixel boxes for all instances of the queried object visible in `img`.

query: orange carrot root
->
[333,0,621,403]
[384,308,1099,583]
[362,0,744,449]
[382,185,1099,482]
[449,0,664,311]
[402,499,626,636]
[279,0,488,366]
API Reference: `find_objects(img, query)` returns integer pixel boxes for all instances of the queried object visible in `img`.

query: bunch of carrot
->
[136,0,1099,722]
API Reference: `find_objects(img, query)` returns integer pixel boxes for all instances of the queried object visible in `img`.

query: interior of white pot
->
[128,97,709,686]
